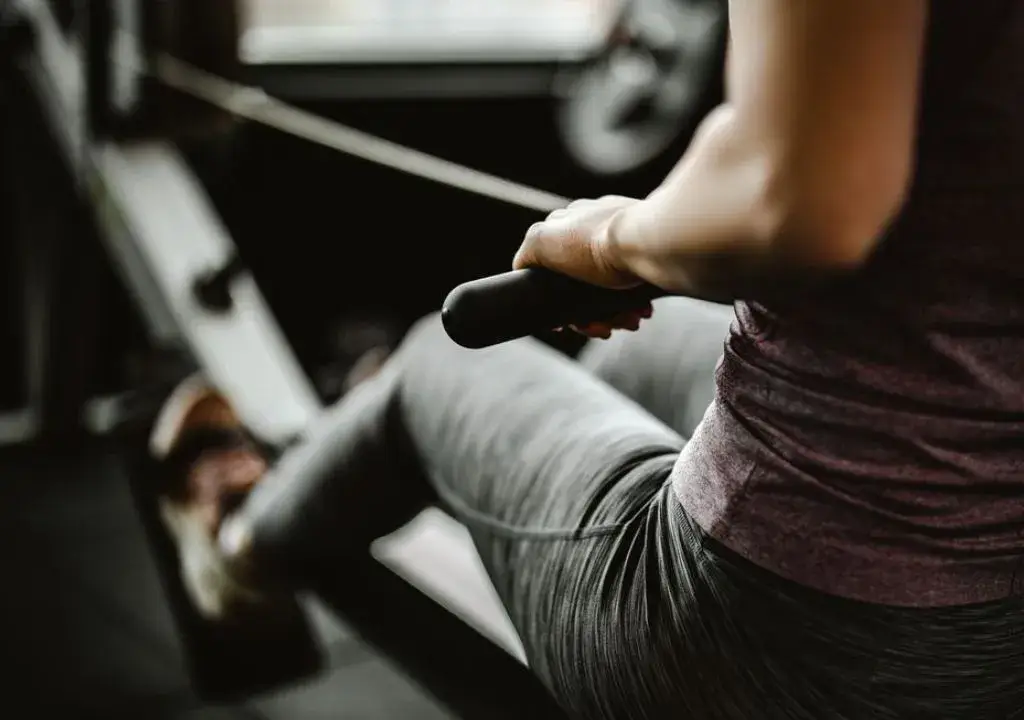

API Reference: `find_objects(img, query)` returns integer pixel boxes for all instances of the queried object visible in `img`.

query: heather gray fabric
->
[242,302,1024,719]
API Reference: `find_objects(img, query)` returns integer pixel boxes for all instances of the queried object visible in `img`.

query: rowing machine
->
[5,1,574,715]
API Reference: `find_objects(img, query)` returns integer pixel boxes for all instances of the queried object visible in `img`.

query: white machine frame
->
[15,0,321,445]
[11,0,525,663]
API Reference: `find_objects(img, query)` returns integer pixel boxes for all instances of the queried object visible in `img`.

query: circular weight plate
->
[556,0,726,177]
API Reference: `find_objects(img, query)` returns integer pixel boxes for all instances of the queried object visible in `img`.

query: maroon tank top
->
[674,0,1024,606]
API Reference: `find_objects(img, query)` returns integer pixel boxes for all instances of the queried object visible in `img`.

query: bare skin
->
[515,0,928,332]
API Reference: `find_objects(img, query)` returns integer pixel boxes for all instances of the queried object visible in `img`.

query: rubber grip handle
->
[441,268,666,348]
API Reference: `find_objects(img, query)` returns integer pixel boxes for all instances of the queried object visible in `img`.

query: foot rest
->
[373,508,526,663]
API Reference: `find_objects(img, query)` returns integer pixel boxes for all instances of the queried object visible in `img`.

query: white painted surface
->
[374,508,526,663]
[243,0,621,64]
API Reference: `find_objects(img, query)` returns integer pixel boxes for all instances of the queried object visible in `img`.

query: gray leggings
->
[243,298,1024,720]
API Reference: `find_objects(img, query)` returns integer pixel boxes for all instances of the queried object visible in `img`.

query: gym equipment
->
[7,0,327,699]
[442,268,666,349]
[6,0,634,716]
[10,0,320,445]
[556,0,726,177]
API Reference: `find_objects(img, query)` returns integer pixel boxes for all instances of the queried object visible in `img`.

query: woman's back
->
[676,0,1024,606]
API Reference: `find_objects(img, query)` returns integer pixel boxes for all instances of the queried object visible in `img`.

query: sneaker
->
[131,372,322,700]
[149,372,280,618]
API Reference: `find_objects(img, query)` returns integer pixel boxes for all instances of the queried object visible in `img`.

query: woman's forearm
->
[602,106,887,301]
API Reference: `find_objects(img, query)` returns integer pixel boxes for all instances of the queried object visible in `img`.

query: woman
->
[155,1,1024,717]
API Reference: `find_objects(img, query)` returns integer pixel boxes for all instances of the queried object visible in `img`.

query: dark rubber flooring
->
[0,445,453,719]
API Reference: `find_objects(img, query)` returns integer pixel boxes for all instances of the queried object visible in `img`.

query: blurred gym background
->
[0,0,726,717]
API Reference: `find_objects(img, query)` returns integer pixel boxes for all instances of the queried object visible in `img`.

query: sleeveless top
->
[674,0,1024,607]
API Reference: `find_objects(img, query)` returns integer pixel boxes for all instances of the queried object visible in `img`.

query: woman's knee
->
[578,298,731,433]
[389,311,467,385]
[581,297,732,373]
[401,310,447,350]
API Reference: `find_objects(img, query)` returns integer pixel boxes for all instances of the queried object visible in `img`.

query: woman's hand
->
[512,196,653,339]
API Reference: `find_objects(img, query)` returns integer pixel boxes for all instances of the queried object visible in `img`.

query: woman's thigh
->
[579,297,734,439]
[254,304,742,717]
[395,307,1023,720]
[390,312,745,717]
[391,298,733,548]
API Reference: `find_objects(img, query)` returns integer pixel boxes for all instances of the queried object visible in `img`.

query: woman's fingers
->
[563,304,655,338]
[570,322,615,339]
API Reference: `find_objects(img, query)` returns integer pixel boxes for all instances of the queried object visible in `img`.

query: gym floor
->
[0,443,455,719]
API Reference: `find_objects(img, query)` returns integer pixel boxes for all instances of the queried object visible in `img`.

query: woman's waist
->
[717,330,1024,445]
[671,399,1024,606]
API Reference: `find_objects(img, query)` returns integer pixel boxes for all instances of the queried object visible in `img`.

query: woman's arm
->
[603,0,929,299]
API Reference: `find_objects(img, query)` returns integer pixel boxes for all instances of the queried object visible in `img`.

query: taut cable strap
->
[154,54,571,214]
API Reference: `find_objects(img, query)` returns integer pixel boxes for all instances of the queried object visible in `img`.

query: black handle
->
[442,268,667,348]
